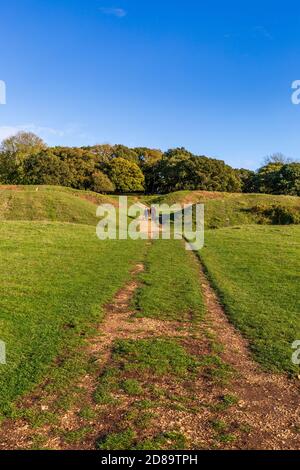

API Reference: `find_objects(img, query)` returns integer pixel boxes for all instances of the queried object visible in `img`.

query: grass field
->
[0,221,146,416]
[135,239,204,322]
[200,225,300,373]
[0,185,299,449]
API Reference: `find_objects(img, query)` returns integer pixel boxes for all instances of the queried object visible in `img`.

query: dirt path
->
[197,261,300,449]
[0,244,299,450]
[87,262,193,365]
[0,259,195,450]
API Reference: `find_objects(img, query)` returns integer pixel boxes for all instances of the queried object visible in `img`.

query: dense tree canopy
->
[0,132,299,195]
[145,148,242,194]
[107,158,145,193]
[277,163,300,196]
[22,150,71,186]
[0,132,47,183]
[243,161,300,196]
[0,131,46,157]
[90,171,116,194]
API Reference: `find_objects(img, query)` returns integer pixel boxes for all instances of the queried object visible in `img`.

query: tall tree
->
[22,150,71,186]
[90,171,115,193]
[0,131,47,183]
[107,158,145,193]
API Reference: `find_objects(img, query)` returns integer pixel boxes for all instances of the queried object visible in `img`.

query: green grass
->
[0,221,146,416]
[121,379,143,396]
[1,184,299,449]
[97,429,137,450]
[199,354,233,385]
[113,338,198,377]
[93,337,201,447]
[157,191,300,229]
[213,394,239,411]
[135,239,204,322]
[200,225,300,373]
[94,368,121,405]
[0,185,116,225]
[97,428,187,451]
[63,426,92,444]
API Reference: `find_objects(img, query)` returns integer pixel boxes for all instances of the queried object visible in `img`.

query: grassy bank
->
[200,225,300,373]
[156,191,300,229]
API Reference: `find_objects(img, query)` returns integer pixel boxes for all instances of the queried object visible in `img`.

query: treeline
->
[0,132,299,195]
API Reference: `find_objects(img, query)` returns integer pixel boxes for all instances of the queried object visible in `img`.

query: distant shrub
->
[251,204,300,225]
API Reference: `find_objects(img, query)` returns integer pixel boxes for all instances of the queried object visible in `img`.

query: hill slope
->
[150,190,300,228]
[1,186,299,228]
[0,186,116,225]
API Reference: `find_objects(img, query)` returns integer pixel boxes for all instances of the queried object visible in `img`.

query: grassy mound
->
[152,191,300,229]
[0,185,117,225]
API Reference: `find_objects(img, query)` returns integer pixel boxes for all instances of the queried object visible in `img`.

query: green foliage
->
[22,150,71,185]
[211,419,228,432]
[90,170,115,193]
[0,132,46,183]
[112,145,140,163]
[51,147,96,190]
[215,433,236,444]
[147,148,242,194]
[199,354,233,384]
[210,418,237,445]
[235,168,256,193]
[107,157,145,193]
[251,204,300,225]
[277,163,300,196]
[83,144,115,165]
[134,147,163,165]
[1,131,299,196]
[214,394,239,411]
[78,406,97,420]
[254,162,300,196]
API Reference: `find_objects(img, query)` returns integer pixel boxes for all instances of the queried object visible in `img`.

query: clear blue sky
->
[0,0,300,170]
